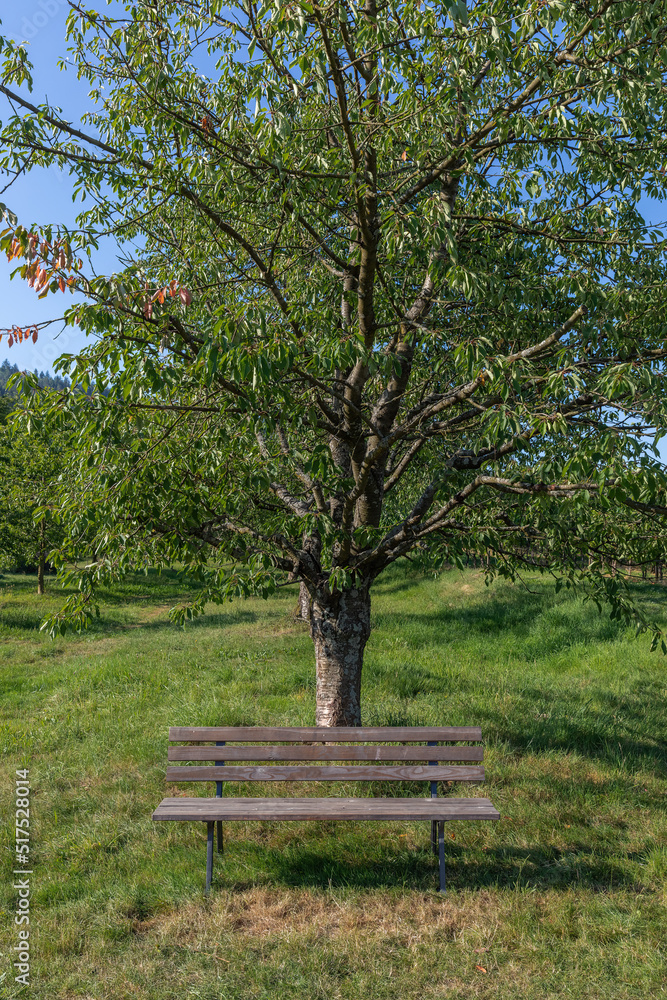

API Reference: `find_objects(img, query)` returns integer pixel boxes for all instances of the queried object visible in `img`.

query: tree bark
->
[37,517,46,596]
[294,580,311,621]
[310,583,372,726]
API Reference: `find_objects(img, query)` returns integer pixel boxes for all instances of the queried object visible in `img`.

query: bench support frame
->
[202,817,447,896]
[428,740,446,888]
[438,821,446,891]
[216,741,224,856]
[206,822,214,895]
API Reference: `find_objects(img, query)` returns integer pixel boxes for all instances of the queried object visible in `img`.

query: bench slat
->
[166,764,485,782]
[168,745,484,762]
[152,796,500,822]
[169,726,482,742]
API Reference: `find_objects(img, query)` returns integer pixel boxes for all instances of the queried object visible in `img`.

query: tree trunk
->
[37,518,46,596]
[294,581,311,621]
[310,583,372,727]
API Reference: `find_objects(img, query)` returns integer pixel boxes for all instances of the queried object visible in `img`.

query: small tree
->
[0,363,71,590]
[0,420,65,592]
[2,2,667,722]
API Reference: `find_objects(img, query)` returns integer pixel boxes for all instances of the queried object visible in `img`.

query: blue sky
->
[0,2,106,370]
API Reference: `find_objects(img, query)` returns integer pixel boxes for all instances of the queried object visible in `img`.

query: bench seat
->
[153,795,500,822]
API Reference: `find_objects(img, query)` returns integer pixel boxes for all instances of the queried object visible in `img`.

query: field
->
[0,566,665,999]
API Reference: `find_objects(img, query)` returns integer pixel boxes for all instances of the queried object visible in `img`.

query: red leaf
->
[179,287,192,305]
[8,334,13,347]
[32,328,38,344]
[475,965,487,973]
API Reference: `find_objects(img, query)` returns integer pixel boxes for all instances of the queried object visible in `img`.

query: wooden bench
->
[152,726,499,893]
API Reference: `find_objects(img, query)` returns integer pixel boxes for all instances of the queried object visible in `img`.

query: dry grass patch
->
[135,887,501,944]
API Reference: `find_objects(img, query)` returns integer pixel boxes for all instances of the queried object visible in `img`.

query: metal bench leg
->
[438,821,446,892]
[428,741,438,857]
[205,821,214,895]
[216,740,225,855]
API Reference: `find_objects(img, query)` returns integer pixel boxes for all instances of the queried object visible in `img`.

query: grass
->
[0,564,665,999]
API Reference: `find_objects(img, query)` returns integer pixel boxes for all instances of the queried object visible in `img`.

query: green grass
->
[0,565,665,999]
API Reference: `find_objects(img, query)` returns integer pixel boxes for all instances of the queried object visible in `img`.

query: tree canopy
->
[2,1,667,723]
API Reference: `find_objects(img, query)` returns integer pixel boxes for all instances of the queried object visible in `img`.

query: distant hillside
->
[0,359,70,397]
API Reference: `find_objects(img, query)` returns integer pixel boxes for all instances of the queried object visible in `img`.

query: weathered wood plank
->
[168,745,484,762]
[152,796,500,822]
[169,726,482,742]
[166,764,485,782]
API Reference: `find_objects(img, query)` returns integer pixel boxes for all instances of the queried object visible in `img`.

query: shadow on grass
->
[372,571,431,598]
[127,608,260,632]
[374,592,630,653]
[0,608,47,631]
[0,605,259,636]
[213,839,649,893]
[478,687,667,771]
[363,694,665,772]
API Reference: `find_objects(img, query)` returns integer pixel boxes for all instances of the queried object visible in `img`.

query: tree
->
[0,419,66,592]
[2,1,667,723]
[0,363,71,588]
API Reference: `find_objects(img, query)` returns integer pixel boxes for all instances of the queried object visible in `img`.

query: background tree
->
[0,361,70,589]
[0,418,66,592]
[2,1,667,723]
[0,359,69,396]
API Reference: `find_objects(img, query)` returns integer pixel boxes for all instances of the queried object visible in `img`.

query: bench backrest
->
[166,727,485,786]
